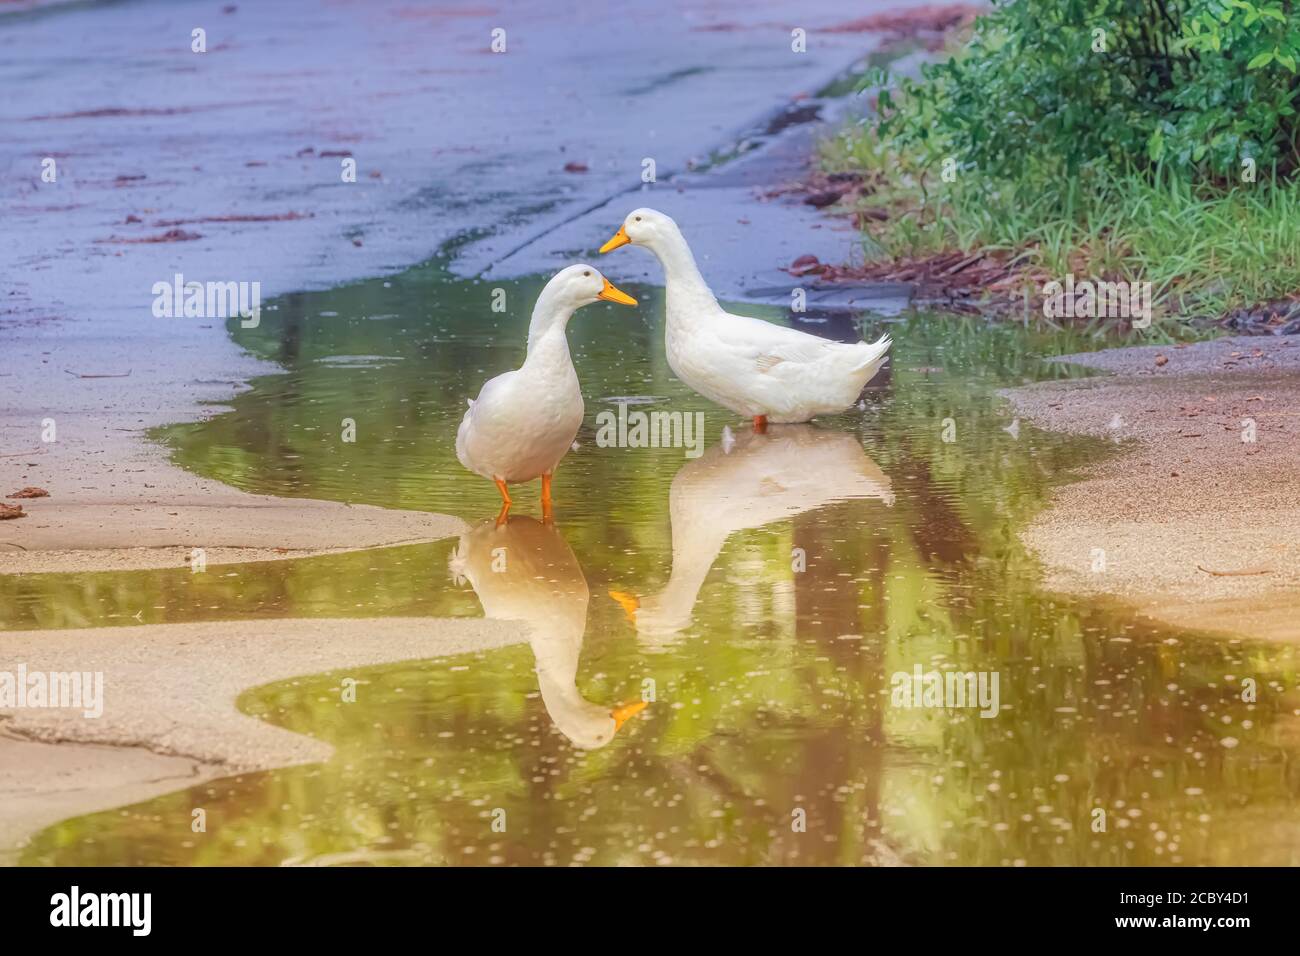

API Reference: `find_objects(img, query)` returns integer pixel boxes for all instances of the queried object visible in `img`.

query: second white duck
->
[456,264,636,522]
[600,208,890,429]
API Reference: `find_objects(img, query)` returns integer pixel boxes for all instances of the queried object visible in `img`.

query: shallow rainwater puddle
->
[9,264,1299,865]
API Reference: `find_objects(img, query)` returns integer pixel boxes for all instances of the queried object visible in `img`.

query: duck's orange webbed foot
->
[494,477,512,527]
[541,472,554,523]
[608,589,640,624]
[752,415,768,434]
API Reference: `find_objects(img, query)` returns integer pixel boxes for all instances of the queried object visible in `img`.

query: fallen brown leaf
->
[789,254,825,277]
[6,487,48,499]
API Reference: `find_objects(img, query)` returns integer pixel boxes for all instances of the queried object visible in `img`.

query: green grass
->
[820,123,1300,321]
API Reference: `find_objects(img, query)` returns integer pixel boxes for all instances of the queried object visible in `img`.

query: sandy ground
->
[0,615,523,861]
[0,400,465,573]
[1003,335,1300,642]
[0,735,207,867]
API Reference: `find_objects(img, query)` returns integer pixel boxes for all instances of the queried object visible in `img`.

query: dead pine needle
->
[64,368,133,378]
[1196,564,1273,577]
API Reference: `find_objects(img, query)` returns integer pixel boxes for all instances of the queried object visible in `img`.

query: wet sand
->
[1003,335,1300,641]
[0,404,466,574]
[0,734,206,866]
[0,615,524,860]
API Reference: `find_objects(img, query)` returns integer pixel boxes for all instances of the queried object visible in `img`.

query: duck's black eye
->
[583,271,591,277]
[634,216,642,222]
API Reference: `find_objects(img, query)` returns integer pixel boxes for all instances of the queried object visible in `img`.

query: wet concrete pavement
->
[4,0,925,324]
[3,0,923,490]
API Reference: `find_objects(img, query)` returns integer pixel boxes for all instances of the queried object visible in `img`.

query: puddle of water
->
[9,264,1299,866]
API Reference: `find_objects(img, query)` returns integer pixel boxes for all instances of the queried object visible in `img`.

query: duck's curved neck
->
[526,289,575,355]
[534,636,609,744]
[651,522,729,623]
[538,670,592,721]
[651,227,716,310]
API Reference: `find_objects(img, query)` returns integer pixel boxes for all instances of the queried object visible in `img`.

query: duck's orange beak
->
[609,589,639,623]
[611,699,648,732]
[597,277,636,306]
[599,224,630,254]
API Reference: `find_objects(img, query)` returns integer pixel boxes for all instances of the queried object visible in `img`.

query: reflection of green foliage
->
[15,270,1300,866]
[0,542,483,631]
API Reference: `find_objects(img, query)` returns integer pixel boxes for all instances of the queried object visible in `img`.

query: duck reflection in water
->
[449,515,647,749]
[609,424,895,640]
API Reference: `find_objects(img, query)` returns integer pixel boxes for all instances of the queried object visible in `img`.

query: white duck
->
[456,264,636,522]
[449,515,647,749]
[600,208,891,430]
[609,425,894,639]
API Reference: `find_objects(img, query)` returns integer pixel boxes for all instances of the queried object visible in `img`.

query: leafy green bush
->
[876,0,1300,183]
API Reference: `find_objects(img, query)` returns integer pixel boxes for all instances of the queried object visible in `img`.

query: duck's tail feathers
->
[851,333,891,371]
[447,540,469,586]
[846,334,891,390]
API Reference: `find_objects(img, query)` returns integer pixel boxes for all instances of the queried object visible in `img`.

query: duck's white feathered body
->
[666,292,890,422]
[456,264,635,490]
[455,328,583,483]
[605,209,890,423]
